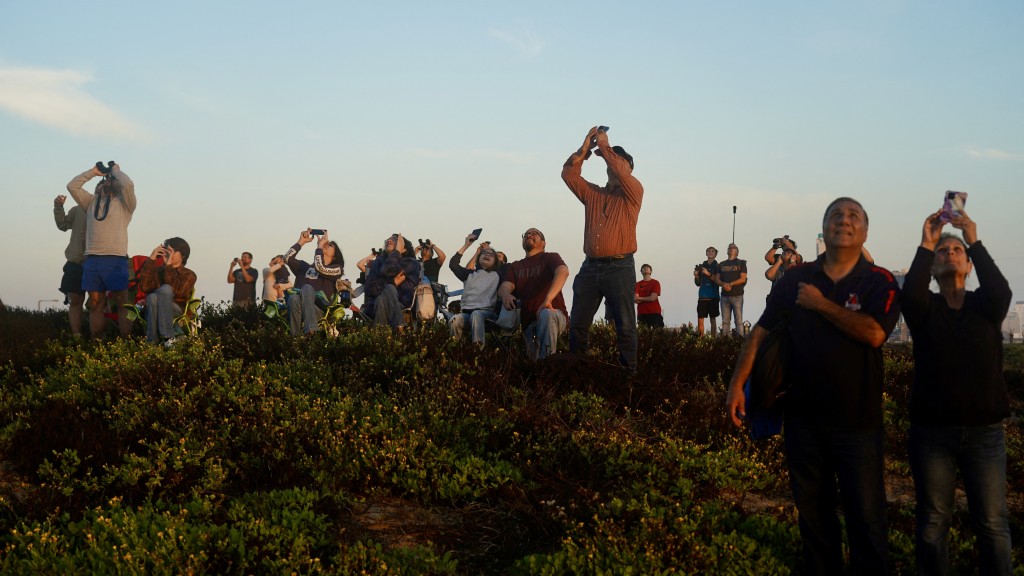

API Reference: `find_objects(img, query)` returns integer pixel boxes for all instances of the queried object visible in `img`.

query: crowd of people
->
[50,129,1014,574]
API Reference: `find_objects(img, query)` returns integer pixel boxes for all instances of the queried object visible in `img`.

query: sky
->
[2,1,1022,328]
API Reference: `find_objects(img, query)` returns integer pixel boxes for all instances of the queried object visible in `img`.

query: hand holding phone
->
[470,228,483,240]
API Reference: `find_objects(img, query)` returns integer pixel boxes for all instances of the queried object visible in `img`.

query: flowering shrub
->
[0,310,1020,573]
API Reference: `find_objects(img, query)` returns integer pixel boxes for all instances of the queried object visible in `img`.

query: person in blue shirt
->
[693,246,720,336]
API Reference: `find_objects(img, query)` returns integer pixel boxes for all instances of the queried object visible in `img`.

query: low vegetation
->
[1,305,1021,574]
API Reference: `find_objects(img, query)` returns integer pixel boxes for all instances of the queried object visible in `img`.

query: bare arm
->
[725,325,768,426]
[432,243,446,266]
[498,280,517,310]
[542,265,570,309]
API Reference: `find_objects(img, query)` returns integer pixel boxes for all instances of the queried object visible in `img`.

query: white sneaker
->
[163,337,179,348]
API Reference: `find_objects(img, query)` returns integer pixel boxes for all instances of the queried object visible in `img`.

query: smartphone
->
[310,228,326,236]
[939,191,967,223]
[470,228,483,239]
[597,125,609,133]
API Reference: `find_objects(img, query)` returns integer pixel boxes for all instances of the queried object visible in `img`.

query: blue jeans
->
[569,255,637,370]
[287,284,324,335]
[524,308,567,361]
[720,294,744,335]
[784,417,888,575]
[144,285,181,343]
[909,423,1012,576]
[449,309,497,344]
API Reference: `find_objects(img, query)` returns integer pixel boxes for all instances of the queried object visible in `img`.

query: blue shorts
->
[82,255,130,292]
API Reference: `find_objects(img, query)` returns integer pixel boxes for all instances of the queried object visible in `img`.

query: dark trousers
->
[909,423,1011,576]
[569,254,637,370]
[784,417,888,575]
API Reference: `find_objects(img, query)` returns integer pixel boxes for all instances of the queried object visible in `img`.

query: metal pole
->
[731,206,737,244]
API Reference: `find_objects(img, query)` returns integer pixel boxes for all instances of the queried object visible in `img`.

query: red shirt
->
[635,279,661,315]
[502,252,568,329]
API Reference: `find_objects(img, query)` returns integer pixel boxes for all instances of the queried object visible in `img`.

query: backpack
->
[413,279,435,321]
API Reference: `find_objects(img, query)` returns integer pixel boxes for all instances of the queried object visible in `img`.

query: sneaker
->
[163,337,179,348]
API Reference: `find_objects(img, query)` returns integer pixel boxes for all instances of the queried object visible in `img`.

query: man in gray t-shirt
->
[228,251,259,307]
[715,243,747,336]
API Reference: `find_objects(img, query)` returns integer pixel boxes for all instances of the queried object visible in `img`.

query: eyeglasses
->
[522,231,542,239]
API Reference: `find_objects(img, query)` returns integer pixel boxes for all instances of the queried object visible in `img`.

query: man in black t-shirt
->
[726,197,901,575]
[715,243,747,336]
[415,240,446,283]
[227,251,258,308]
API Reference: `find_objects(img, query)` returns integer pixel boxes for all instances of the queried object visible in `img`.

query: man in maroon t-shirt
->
[498,228,570,360]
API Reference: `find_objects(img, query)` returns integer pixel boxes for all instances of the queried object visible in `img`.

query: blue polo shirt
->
[758,254,900,429]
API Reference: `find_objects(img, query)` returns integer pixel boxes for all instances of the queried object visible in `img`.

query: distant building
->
[1002,301,1023,341]
[889,268,910,343]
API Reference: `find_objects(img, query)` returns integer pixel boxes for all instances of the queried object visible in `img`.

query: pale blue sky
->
[2,1,1022,326]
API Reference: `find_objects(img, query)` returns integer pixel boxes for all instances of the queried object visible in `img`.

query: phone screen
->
[471,228,483,238]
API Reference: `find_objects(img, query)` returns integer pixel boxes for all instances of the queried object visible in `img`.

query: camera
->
[772,235,797,249]
[418,238,432,249]
[694,263,706,273]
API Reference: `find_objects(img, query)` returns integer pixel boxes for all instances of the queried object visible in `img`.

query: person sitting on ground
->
[448,233,501,344]
[497,227,569,361]
[262,255,293,303]
[372,261,407,329]
[415,239,447,283]
[284,229,344,335]
[137,237,196,346]
[361,233,421,321]
[764,236,802,289]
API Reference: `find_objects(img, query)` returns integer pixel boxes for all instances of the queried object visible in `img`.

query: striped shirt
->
[561,144,643,258]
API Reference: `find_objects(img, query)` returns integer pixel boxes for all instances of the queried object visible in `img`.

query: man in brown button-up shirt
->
[561,126,644,372]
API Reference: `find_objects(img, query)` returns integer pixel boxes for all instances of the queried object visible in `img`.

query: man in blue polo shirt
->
[726,197,901,575]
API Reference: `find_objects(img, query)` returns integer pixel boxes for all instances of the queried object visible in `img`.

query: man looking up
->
[717,243,747,336]
[53,194,87,335]
[497,228,569,361]
[228,251,258,308]
[561,126,644,371]
[66,162,137,338]
[726,198,901,574]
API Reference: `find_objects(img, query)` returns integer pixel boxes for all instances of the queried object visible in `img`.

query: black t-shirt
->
[718,258,747,296]
[422,258,441,283]
[758,255,900,428]
[232,267,259,302]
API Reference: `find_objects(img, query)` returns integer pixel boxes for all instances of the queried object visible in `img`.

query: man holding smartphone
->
[227,251,258,308]
[561,126,644,373]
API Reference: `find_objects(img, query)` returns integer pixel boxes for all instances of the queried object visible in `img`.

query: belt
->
[586,254,629,264]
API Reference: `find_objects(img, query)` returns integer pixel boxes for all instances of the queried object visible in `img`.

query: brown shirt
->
[561,144,643,258]
[138,259,197,306]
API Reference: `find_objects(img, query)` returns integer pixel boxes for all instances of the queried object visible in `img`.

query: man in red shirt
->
[498,228,570,361]
[634,263,663,328]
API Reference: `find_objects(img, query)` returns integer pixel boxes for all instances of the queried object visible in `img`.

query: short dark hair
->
[165,237,191,265]
[823,197,869,227]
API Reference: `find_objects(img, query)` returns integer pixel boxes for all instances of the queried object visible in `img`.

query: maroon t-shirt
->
[502,252,568,328]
